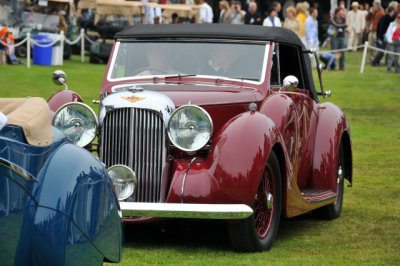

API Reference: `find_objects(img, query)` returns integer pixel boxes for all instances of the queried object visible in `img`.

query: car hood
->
[109,83,258,107]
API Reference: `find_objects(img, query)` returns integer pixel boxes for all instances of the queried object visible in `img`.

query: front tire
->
[228,151,282,252]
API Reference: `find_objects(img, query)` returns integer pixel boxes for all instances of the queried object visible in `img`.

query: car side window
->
[270,43,305,89]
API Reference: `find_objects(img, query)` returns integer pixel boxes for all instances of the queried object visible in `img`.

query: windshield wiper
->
[164,74,197,79]
[231,77,259,81]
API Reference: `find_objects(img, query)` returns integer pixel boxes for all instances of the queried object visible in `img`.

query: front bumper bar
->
[120,202,253,220]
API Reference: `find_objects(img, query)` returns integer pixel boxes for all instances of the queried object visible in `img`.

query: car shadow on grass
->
[124,219,232,251]
[123,213,325,251]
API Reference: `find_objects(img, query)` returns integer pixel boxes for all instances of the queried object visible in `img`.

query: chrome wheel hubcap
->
[266,192,273,209]
[337,166,343,184]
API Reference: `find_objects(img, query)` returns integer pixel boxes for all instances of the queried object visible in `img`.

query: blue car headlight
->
[168,105,213,152]
[52,102,98,147]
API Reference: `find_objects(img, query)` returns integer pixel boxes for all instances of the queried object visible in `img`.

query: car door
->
[272,43,319,189]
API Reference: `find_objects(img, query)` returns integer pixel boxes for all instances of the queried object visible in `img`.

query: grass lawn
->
[0,51,399,265]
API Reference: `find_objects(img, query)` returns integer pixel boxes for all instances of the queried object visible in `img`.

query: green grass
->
[0,52,399,265]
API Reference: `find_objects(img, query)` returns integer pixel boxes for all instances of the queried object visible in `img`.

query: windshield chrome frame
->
[107,39,270,85]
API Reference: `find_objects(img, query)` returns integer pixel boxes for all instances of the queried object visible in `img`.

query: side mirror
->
[52,70,68,89]
[282,75,299,91]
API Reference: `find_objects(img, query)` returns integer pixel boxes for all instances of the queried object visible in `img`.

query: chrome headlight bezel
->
[52,102,98,147]
[107,164,137,201]
[167,105,213,152]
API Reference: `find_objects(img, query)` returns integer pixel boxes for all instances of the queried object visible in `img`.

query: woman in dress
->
[283,6,302,37]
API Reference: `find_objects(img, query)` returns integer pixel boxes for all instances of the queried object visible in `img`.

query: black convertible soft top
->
[115,24,318,101]
[115,24,304,47]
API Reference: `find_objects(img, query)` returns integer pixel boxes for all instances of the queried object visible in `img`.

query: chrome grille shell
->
[99,91,175,203]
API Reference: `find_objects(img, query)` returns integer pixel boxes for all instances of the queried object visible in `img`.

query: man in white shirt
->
[305,7,319,67]
[346,2,366,51]
[199,0,213,23]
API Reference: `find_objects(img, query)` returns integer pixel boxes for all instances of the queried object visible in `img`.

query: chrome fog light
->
[168,105,213,152]
[107,165,137,201]
[52,102,98,147]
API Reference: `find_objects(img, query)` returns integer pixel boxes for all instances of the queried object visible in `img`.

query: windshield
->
[109,41,269,82]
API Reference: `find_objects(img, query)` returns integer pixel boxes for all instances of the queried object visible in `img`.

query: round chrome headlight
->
[52,102,98,147]
[107,165,137,201]
[168,105,213,152]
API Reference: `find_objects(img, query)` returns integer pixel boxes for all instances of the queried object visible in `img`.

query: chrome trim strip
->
[180,157,196,203]
[0,158,37,182]
[120,202,253,220]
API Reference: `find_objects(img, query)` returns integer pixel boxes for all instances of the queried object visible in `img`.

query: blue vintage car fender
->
[0,126,122,265]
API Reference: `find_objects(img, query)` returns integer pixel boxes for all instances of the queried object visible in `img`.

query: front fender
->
[47,89,83,119]
[311,102,352,189]
[33,143,122,264]
[166,111,283,206]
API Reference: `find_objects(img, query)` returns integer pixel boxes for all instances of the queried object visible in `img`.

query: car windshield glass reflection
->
[110,42,267,82]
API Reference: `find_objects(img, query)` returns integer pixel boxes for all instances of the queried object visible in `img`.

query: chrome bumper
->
[120,202,253,220]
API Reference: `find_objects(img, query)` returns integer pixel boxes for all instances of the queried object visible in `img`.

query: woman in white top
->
[263,8,282,27]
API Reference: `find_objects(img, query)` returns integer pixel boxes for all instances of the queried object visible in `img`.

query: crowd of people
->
[1,0,400,72]
[156,0,399,73]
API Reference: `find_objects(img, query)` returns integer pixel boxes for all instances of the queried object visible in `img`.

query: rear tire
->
[228,150,282,252]
[314,141,344,220]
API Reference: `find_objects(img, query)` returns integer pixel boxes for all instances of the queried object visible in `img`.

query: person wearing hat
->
[346,2,366,51]
[385,14,400,73]
[0,27,24,65]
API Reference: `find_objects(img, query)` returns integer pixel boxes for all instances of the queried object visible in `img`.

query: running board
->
[300,188,336,203]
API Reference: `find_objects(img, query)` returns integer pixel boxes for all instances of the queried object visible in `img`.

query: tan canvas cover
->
[0,98,54,147]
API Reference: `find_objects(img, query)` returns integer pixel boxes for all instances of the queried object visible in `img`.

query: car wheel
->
[314,142,344,220]
[228,150,282,252]
[15,46,27,58]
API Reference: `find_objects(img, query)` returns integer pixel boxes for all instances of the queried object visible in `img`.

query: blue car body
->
[0,125,123,265]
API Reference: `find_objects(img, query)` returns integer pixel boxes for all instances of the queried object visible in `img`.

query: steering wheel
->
[132,67,168,76]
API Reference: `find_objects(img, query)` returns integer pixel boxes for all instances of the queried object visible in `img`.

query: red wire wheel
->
[228,151,282,252]
[254,164,275,239]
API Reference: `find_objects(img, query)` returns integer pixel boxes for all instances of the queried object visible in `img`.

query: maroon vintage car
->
[48,24,352,252]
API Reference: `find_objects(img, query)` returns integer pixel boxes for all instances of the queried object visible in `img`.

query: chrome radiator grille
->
[100,108,165,203]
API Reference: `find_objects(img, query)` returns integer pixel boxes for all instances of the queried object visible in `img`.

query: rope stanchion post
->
[27,32,30,68]
[81,28,85,63]
[360,41,368,74]
[60,31,64,66]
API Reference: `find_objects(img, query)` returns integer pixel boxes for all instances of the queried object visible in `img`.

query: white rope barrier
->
[30,37,60,48]
[3,32,397,71]
[367,43,400,56]
[318,44,366,54]
[0,37,27,48]
[84,34,95,44]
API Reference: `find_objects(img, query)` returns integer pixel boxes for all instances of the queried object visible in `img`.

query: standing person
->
[296,2,307,45]
[305,7,318,67]
[346,2,366,51]
[218,0,230,23]
[331,8,347,70]
[338,0,348,18]
[372,6,396,66]
[199,0,213,23]
[244,2,261,25]
[346,2,365,51]
[283,6,302,38]
[228,1,246,25]
[263,8,282,27]
[273,1,283,22]
[385,14,400,73]
[368,2,385,61]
